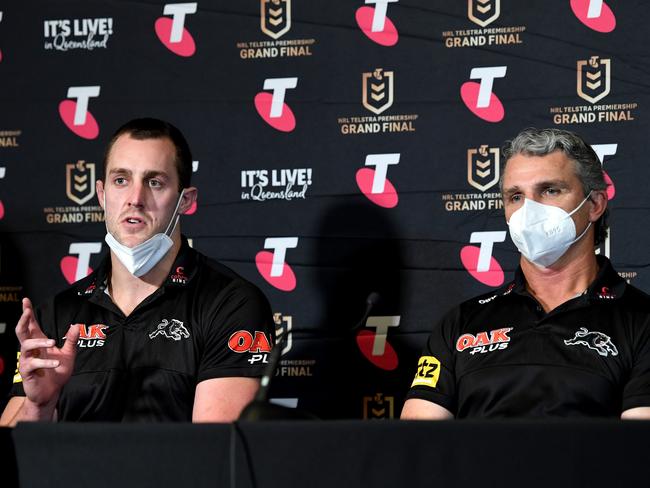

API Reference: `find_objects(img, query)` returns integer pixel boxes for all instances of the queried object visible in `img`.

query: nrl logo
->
[362,68,394,115]
[363,393,395,420]
[66,160,96,205]
[564,327,618,357]
[468,0,500,27]
[577,56,611,104]
[149,318,190,341]
[261,0,291,40]
[273,312,293,356]
[467,145,500,192]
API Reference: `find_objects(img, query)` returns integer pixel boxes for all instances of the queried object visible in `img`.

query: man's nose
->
[128,181,146,207]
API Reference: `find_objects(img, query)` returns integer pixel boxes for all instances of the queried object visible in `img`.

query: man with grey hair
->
[402,127,650,419]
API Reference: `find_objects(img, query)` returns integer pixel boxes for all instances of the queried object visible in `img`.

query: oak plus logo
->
[256,237,298,291]
[442,2,525,49]
[570,0,616,33]
[255,77,298,132]
[456,327,512,355]
[549,56,637,125]
[356,153,399,208]
[43,18,114,52]
[460,231,506,287]
[43,161,103,225]
[75,323,109,348]
[241,167,312,202]
[338,68,418,135]
[59,86,101,139]
[237,1,315,60]
[461,66,506,123]
[60,242,102,284]
[355,0,399,47]
[442,146,503,213]
[356,315,399,370]
[363,393,395,419]
[155,3,197,57]
[228,329,273,364]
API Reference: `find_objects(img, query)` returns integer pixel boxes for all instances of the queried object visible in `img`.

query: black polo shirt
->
[12,239,274,421]
[407,256,650,418]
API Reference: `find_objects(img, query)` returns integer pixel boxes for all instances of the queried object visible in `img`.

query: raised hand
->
[16,298,79,416]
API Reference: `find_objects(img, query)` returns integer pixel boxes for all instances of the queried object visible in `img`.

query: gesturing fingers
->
[20,357,61,377]
[21,338,56,355]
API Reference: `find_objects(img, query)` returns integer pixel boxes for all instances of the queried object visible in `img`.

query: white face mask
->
[104,190,184,277]
[507,192,592,268]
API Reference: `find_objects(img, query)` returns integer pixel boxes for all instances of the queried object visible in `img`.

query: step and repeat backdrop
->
[0,0,649,419]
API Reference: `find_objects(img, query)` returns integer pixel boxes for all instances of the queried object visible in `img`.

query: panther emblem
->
[149,319,190,341]
[564,327,618,357]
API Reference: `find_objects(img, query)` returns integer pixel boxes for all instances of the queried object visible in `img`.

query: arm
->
[401,398,454,420]
[0,298,79,425]
[192,377,260,422]
[621,407,650,420]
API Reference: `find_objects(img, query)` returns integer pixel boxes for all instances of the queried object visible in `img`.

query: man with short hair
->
[0,118,274,423]
[402,127,650,419]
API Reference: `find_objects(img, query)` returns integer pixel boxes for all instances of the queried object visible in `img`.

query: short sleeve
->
[622,315,650,411]
[405,306,459,414]
[196,280,274,383]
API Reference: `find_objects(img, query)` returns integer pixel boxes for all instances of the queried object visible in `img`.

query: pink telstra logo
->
[255,237,298,291]
[460,231,507,287]
[355,1,399,46]
[154,3,198,57]
[58,86,101,139]
[460,66,507,123]
[356,153,400,208]
[570,0,616,33]
[255,77,298,132]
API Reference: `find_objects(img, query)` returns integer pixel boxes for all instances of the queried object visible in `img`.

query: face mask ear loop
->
[164,189,185,237]
[567,190,593,217]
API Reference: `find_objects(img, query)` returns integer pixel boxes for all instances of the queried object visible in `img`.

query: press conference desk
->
[2,420,649,488]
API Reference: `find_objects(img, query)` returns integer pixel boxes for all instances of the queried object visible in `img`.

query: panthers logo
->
[149,319,190,341]
[564,327,618,357]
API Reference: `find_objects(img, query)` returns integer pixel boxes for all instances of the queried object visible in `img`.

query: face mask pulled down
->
[104,190,184,277]
[507,192,592,268]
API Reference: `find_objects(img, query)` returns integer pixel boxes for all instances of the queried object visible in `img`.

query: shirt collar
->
[507,255,626,301]
[76,235,198,297]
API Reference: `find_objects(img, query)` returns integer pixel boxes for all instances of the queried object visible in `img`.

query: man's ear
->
[588,190,608,222]
[179,187,197,214]
[96,180,105,209]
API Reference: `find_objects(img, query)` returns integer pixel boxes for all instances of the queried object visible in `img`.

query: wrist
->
[20,396,58,422]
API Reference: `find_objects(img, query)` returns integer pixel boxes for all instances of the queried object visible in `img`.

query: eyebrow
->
[502,179,570,197]
[108,167,170,180]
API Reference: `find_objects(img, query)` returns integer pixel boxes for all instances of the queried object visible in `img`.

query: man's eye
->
[148,179,162,188]
[544,187,560,196]
[510,194,522,203]
[114,177,126,185]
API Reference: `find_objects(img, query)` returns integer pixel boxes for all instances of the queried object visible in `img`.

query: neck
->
[108,231,182,316]
[521,236,599,313]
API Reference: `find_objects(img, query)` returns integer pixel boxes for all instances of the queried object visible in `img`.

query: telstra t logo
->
[356,153,399,208]
[256,237,298,291]
[460,231,506,286]
[570,0,616,33]
[355,0,399,46]
[60,242,102,284]
[460,66,506,123]
[59,86,101,139]
[255,77,298,132]
[356,316,400,370]
[155,3,198,56]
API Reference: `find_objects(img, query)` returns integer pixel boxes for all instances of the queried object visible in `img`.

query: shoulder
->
[192,251,271,310]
